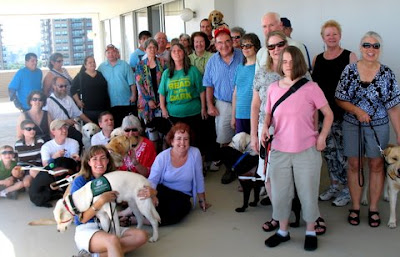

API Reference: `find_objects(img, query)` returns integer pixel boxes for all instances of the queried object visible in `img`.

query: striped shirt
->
[15,138,44,166]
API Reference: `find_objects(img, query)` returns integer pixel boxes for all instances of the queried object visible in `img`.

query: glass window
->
[110,17,122,49]
[123,13,135,61]
[103,20,111,46]
[135,8,148,35]
[164,0,184,40]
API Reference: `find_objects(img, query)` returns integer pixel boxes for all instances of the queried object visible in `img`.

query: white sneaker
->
[332,188,351,207]
[72,250,92,257]
[319,187,340,201]
[0,190,7,198]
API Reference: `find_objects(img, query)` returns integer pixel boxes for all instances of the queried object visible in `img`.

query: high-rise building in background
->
[0,24,7,70]
[40,18,93,66]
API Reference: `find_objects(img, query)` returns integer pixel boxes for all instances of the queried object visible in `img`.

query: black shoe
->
[6,190,18,200]
[221,170,236,184]
[304,235,318,251]
[260,196,271,206]
[265,232,290,248]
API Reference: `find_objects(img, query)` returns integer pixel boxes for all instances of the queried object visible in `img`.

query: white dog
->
[383,145,400,228]
[110,127,124,139]
[81,122,100,151]
[53,171,161,242]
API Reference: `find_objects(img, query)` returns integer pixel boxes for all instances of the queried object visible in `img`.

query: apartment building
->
[40,18,93,66]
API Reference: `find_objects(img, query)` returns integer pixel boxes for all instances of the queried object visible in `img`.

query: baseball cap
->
[105,44,118,52]
[50,119,67,130]
[214,27,231,38]
[281,17,292,28]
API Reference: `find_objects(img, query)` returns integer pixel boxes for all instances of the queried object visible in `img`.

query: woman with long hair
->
[43,53,73,96]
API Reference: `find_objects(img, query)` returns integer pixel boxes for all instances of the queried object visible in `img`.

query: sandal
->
[368,210,381,227]
[314,217,326,235]
[262,219,279,232]
[348,209,360,226]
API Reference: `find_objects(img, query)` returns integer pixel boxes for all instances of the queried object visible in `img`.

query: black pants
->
[156,184,191,226]
[111,105,138,128]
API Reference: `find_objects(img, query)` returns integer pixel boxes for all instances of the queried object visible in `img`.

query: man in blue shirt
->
[8,53,42,111]
[129,30,152,70]
[98,44,136,127]
[203,27,243,146]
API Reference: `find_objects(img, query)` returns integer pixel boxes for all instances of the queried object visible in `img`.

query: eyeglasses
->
[231,35,241,40]
[1,151,14,155]
[241,44,254,50]
[31,97,42,102]
[24,127,36,131]
[267,41,286,50]
[362,42,380,50]
[124,128,138,133]
[57,84,68,89]
[56,59,63,63]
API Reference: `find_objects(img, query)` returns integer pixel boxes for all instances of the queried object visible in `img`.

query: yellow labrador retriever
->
[384,145,400,228]
[53,171,161,242]
[106,135,138,167]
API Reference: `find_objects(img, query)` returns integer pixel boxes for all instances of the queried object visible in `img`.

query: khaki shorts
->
[215,100,235,144]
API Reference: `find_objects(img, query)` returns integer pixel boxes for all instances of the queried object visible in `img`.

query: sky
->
[1,17,41,49]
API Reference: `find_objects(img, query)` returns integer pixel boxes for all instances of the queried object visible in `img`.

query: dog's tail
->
[151,204,161,223]
[28,218,57,226]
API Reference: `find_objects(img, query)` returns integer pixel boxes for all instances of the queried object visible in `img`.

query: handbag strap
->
[49,96,71,119]
[271,77,309,117]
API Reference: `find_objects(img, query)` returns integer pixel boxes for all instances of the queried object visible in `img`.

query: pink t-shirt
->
[266,80,328,153]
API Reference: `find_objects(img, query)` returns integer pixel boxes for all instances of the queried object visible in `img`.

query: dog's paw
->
[361,199,369,206]
[235,207,246,213]
[148,236,158,242]
[387,220,397,228]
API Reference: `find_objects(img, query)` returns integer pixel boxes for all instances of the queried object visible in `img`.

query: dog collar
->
[65,195,81,215]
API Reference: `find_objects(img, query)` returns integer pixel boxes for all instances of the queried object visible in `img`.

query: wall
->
[232,0,400,77]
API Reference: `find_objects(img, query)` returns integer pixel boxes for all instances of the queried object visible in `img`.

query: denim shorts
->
[342,121,389,158]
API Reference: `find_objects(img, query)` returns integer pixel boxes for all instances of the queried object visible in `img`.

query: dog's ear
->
[383,145,393,159]
[219,11,224,20]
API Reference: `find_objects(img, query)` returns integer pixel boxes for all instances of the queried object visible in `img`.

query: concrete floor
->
[0,99,399,257]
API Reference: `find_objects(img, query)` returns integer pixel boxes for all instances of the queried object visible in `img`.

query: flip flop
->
[314,217,326,235]
[262,219,279,232]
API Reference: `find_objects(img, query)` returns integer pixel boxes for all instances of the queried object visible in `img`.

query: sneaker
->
[72,249,91,257]
[209,160,221,171]
[6,190,18,200]
[332,188,351,207]
[319,187,340,201]
[0,190,7,198]
[265,232,290,248]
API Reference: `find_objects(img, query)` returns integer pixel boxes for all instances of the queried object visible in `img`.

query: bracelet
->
[91,206,99,212]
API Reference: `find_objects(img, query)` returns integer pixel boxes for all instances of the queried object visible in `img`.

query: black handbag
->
[259,77,308,159]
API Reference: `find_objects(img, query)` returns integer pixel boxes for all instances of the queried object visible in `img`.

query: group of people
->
[2,9,400,256]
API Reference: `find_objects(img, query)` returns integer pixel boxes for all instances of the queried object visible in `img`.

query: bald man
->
[256,12,310,71]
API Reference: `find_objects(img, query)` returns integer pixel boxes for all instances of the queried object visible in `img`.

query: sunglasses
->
[24,127,36,131]
[362,42,380,50]
[267,41,286,50]
[241,44,254,50]
[124,128,138,133]
[231,35,241,40]
[57,84,68,89]
[56,59,64,63]
[1,151,14,155]
[31,97,42,102]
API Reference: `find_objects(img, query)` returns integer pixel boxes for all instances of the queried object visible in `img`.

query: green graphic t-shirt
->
[158,66,204,117]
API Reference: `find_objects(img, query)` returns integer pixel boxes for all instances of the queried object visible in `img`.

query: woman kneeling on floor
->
[71,145,147,257]
[261,46,333,251]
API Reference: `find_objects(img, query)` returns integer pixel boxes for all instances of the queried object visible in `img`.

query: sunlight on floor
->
[0,101,19,114]
[0,230,16,257]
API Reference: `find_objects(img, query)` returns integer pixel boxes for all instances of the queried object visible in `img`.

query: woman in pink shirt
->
[261,46,333,251]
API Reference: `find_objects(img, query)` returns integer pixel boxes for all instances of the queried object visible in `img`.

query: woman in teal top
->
[159,43,206,152]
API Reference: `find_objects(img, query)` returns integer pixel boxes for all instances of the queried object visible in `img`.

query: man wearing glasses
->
[8,53,42,111]
[45,77,92,150]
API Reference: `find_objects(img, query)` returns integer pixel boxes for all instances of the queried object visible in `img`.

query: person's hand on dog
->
[128,149,138,165]
[99,190,119,205]
[64,119,77,126]
[11,166,23,178]
[137,186,159,206]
